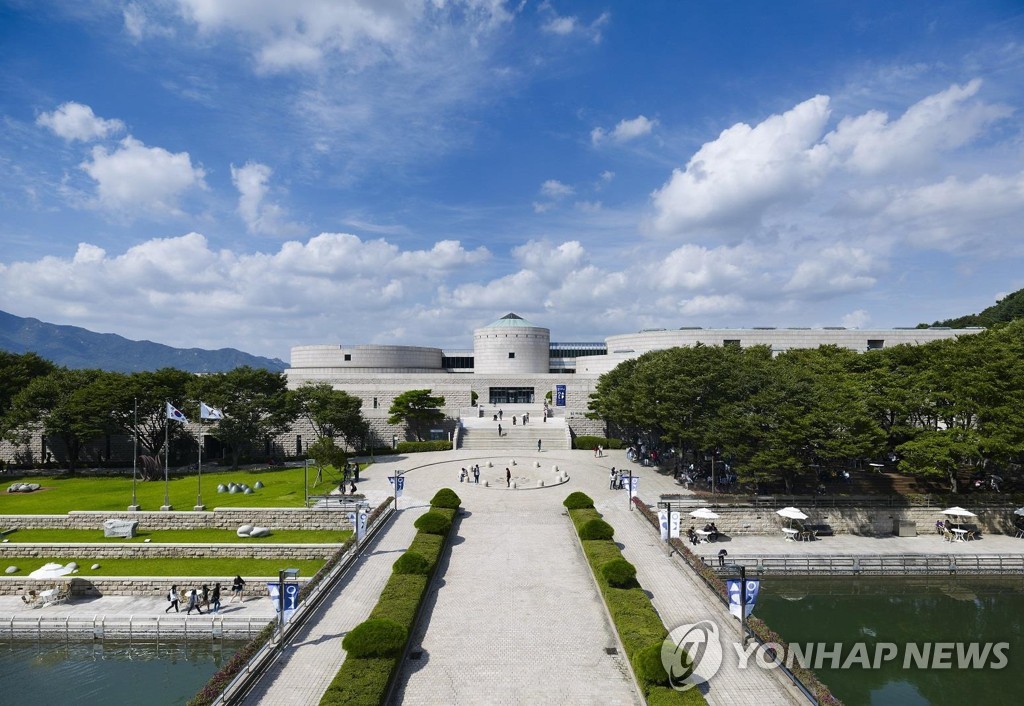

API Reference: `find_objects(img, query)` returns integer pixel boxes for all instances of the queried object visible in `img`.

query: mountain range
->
[0,310,287,373]
[923,287,1024,329]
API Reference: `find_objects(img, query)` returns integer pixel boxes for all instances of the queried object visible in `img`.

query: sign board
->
[555,384,566,407]
[669,511,681,539]
[658,509,669,540]
[266,581,300,622]
[357,508,368,542]
[388,475,405,497]
[727,578,760,619]
[629,476,640,497]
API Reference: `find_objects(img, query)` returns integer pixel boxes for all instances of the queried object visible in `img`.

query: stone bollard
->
[510,459,517,466]
[484,480,490,487]
[487,461,493,468]
[512,481,518,489]
[537,479,545,487]
[551,465,559,473]
[535,461,541,468]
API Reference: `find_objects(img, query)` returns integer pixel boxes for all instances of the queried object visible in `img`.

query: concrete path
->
[242,503,427,706]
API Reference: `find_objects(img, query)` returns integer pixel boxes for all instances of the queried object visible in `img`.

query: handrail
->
[710,553,1024,575]
[211,499,396,705]
[660,493,1022,509]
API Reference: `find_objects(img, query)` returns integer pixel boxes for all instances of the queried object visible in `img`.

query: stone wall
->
[663,504,1022,537]
[1,543,337,560]
[1,507,355,532]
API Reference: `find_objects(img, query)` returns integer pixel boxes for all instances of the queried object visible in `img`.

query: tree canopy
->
[388,389,445,442]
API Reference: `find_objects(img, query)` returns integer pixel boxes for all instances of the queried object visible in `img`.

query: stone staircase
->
[458,410,570,451]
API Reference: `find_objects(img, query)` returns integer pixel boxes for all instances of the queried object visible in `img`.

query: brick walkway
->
[242,503,425,705]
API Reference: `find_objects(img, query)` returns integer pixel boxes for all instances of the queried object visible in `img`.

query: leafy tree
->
[188,366,295,468]
[388,389,445,441]
[307,436,348,485]
[0,351,56,419]
[897,429,982,494]
[2,368,109,472]
[290,382,368,448]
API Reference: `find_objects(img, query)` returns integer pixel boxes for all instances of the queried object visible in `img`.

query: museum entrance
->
[488,387,535,404]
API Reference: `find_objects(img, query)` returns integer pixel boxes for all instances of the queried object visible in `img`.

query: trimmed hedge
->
[562,491,595,510]
[573,435,624,450]
[578,518,615,540]
[414,510,453,535]
[568,507,704,705]
[396,440,453,453]
[392,551,431,575]
[430,488,462,509]
[601,558,638,588]
[341,619,407,658]
[320,490,461,706]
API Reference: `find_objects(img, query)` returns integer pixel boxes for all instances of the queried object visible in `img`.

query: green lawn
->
[5,557,326,577]
[1,528,351,544]
[0,464,362,514]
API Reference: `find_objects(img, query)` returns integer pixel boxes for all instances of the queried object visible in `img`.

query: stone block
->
[102,519,138,538]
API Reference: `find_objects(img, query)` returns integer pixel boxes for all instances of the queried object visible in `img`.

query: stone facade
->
[1,508,355,532]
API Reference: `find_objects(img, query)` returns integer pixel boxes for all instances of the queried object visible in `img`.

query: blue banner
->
[727,578,760,618]
[555,384,566,406]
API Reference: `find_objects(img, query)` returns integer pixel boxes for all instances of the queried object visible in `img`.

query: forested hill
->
[0,310,287,373]
[921,287,1024,328]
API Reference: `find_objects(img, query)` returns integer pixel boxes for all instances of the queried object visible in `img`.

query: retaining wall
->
[0,507,355,532]
[0,575,311,598]
[0,543,337,561]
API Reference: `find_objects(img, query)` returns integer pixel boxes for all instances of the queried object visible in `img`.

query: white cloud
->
[123,3,175,41]
[80,137,207,218]
[784,245,877,295]
[651,96,832,232]
[540,179,574,199]
[542,15,577,36]
[825,79,1011,174]
[679,294,746,316]
[539,6,609,43]
[841,309,871,328]
[37,102,125,142]
[592,115,657,145]
[231,161,303,236]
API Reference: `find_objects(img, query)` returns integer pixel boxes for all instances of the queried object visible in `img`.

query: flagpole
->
[162,401,172,511]
[195,409,205,511]
[129,397,140,511]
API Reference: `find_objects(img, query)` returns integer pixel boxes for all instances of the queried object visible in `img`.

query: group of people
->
[460,465,481,484]
[165,575,245,614]
[686,522,720,545]
[609,467,630,489]
[593,445,604,458]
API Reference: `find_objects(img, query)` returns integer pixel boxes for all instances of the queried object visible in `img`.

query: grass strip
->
[1,528,351,544]
[4,557,326,577]
[568,503,706,705]
[319,494,461,705]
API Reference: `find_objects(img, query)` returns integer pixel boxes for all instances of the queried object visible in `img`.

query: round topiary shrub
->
[600,558,638,588]
[579,518,614,540]
[634,642,671,687]
[430,488,462,509]
[392,550,431,575]
[414,510,452,535]
[563,491,595,510]
[341,618,407,658]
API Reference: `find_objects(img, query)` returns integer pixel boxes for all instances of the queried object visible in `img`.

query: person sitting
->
[935,520,945,535]
[708,522,720,541]
[687,526,699,545]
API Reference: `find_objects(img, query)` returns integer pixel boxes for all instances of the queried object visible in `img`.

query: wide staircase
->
[457,406,570,451]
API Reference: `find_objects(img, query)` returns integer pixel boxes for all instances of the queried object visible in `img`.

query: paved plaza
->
[5,448,1024,704]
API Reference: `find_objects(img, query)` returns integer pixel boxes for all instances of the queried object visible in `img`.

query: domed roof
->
[482,312,540,329]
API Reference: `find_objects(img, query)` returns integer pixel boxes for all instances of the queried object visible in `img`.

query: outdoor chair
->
[942,529,954,542]
[966,529,980,541]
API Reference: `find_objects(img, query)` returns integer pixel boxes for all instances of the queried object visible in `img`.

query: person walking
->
[537,439,542,452]
[718,549,728,568]
[506,467,511,487]
[498,409,503,420]
[165,585,180,613]
[211,583,222,613]
[230,575,245,603]
[609,468,616,489]
[473,466,480,484]
[497,423,502,436]
[186,588,204,615]
[201,584,210,611]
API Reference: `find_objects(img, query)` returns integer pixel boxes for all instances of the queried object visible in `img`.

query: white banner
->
[658,509,669,541]
[629,477,640,498]
[670,511,681,539]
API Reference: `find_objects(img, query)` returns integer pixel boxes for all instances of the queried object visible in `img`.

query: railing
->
[713,554,1024,575]
[3,615,260,642]
[211,500,396,705]
[660,494,1023,510]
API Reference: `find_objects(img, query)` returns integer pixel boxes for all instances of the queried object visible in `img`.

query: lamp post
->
[728,564,748,647]
[278,567,300,645]
[392,434,398,449]
[129,398,140,511]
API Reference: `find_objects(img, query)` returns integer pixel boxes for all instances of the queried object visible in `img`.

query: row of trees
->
[0,356,369,473]
[589,321,1024,493]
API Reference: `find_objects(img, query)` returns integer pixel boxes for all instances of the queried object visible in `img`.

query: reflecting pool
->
[0,640,245,706]
[756,576,1024,706]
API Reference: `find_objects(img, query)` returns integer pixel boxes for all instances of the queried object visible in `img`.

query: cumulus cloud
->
[591,115,657,145]
[533,179,575,212]
[231,161,303,236]
[841,309,871,328]
[123,2,175,41]
[783,245,877,295]
[37,102,125,142]
[79,137,206,218]
[539,5,609,42]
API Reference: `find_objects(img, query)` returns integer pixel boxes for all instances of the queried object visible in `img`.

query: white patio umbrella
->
[941,506,977,529]
[28,562,74,579]
[1013,507,1024,516]
[690,508,721,520]
[776,506,808,530]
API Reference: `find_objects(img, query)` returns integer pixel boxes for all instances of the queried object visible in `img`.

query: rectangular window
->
[489,387,535,404]
[508,352,516,359]
[867,339,885,350]
[344,354,351,361]
[373,397,378,409]
[723,339,741,347]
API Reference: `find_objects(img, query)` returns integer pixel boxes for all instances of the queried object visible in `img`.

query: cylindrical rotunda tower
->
[472,313,550,374]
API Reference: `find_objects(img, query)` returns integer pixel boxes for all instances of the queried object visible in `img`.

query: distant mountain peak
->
[0,310,287,373]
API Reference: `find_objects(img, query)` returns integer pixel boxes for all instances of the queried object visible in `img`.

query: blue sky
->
[2,1,1023,360]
